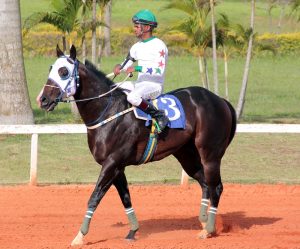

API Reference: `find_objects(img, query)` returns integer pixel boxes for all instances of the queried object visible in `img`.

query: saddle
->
[138,94,186,164]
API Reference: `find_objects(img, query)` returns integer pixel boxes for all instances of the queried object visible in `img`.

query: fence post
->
[30,133,38,186]
[181,169,189,185]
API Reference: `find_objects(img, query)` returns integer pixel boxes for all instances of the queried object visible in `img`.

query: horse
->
[39,45,237,246]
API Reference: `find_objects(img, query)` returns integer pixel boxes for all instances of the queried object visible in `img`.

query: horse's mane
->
[84,59,115,86]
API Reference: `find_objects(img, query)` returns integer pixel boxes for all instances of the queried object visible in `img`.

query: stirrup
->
[154,120,162,133]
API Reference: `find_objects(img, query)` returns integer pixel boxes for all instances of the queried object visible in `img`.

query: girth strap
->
[138,120,158,164]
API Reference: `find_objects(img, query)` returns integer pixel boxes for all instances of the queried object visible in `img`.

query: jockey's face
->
[133,23,151,39]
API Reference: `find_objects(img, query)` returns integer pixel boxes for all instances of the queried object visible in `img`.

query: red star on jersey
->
[158,60,165,68]
[159,49,165,58]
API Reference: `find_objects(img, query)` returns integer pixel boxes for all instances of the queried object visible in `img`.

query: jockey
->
[113,9,169,133]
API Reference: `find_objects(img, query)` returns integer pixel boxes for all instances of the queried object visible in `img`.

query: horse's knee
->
[216,182,223,197]
[122,193,132,208]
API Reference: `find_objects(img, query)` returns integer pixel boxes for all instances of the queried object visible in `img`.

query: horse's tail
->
[223,99,237,146]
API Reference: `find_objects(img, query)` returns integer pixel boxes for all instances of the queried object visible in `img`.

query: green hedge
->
[257,32,300,54]
[22,25,300,57]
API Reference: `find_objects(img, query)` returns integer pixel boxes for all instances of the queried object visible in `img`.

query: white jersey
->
[122,37,168,85]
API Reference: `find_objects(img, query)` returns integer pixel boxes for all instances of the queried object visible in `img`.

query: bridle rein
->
[44,56,130,104]
[43,56,133,129]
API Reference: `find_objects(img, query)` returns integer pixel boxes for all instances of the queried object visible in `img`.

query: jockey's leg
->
[137,99,169,133]
[127,82,169,133]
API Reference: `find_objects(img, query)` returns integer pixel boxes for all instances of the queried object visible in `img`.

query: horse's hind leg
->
[113,170,139,240]
[173,143,210,230]
[199,157,223,239]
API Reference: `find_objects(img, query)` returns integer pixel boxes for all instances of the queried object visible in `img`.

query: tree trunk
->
[223,49,229,101]
[91,0,97,64]
[82,35,86,63]
[198,56,208,89]
[204,57,210,90]
[277,1,286,33]
[236,0,255,120]
[62,35,67,53]
[0,0,34,124]
[103,0,112,57]
[210,0,219,95]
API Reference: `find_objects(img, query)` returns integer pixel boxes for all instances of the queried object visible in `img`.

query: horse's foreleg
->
[71,165,117,246]
[113,171,139,240]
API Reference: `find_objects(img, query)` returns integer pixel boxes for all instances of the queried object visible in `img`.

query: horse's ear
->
[70,45,77,60]
[56,44,64,58]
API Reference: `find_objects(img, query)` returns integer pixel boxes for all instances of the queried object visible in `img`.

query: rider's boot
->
[138,99,169,133]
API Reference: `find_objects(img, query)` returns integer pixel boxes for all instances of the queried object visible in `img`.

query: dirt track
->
[0,184,299,249]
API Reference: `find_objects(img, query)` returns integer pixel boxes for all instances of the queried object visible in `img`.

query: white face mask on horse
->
[47,56,78,99]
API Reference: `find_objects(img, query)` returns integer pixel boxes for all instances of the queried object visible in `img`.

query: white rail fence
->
[1,124,300,186]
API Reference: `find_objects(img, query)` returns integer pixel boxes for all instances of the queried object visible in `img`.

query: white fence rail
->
[1,124,300,186]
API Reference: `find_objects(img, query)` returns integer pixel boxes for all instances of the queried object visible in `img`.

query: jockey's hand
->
[113,64,122,75]
[126,66,135,74]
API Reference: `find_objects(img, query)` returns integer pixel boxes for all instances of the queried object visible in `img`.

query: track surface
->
[0,184,299,249]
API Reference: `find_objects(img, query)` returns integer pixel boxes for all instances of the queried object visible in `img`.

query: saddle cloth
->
[134,94,186,129]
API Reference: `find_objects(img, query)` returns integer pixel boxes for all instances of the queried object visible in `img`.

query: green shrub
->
[257,32,300,54]
[22,24,300,57]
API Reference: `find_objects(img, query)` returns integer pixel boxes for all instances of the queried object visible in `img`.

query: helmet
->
[132,9,158,28]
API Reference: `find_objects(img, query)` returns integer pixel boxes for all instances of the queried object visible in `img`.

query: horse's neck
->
[75,69,127,126]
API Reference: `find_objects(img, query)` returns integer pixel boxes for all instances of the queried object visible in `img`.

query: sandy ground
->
[0,184,299,249]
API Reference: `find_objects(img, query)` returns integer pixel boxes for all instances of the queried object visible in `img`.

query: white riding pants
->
[117,81,163,106]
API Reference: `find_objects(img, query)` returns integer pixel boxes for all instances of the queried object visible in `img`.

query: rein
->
[45,57,134,129]
[44,58,131,103]
[62,72,131,103]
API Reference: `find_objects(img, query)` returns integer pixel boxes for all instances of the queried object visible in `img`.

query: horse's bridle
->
[44,56,80,104]
[45,56,132,104]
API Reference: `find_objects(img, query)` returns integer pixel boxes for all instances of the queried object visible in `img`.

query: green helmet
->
[132,9,158,28]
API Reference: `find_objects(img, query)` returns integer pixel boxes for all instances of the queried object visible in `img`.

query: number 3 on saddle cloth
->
[134,94,186,129]
[134,94,186,164]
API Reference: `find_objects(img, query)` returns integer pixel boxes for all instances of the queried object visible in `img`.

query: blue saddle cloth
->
[134,94,186,129]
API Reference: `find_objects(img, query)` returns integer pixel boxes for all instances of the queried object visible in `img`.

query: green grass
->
[1,133,299,185]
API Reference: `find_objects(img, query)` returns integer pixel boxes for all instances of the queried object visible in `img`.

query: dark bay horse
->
[39,45,236,246]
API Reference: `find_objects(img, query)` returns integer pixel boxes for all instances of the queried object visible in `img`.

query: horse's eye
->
[58,67,70,80]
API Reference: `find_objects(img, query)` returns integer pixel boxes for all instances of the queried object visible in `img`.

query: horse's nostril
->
[40,96,48,106]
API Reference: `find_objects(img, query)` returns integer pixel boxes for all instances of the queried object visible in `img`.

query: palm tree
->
[266,0,278,32]
[289,0,300,21]
[0,0,34,124]
[103,0,112,57]
[23,0,82,52]
[84,0,110,65]
[162,0,214,89]
[236,0,255,120]
[210,0,219,94]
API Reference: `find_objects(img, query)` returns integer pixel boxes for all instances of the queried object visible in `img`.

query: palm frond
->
[161,0,197,15]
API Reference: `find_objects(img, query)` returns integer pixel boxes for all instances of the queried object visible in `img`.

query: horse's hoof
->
[71,231,84,246]
[200,222,207,229]
[125,229,138,241]
[198,229,212,239]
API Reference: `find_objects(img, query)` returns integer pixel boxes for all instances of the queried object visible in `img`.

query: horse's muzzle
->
[40,95,57,112]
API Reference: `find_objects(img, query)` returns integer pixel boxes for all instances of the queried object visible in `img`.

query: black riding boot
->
[138,99,169,133]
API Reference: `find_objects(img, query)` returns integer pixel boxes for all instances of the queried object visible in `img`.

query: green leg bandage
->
[199,199,209,223]
[125,207,139,231]
[80,209,94,235]
[205,207,217,234]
